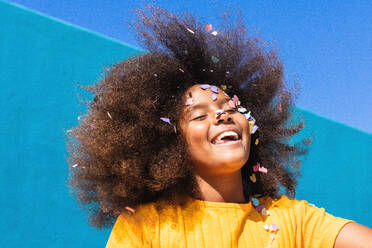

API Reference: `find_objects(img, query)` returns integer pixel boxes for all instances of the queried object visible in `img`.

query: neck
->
[195,170,247,203]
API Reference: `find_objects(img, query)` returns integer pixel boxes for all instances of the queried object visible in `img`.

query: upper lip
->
[210,127,242,144]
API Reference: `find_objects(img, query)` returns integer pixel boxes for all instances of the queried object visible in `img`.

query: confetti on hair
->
[278,103,282,113]
[256,204,265,212]
[232,95,239,106]
[186,27,195,34]
[220,85,227,91]
[253,162,261,172]
[211,93,217,101]
[238,107,247,113]
[263,41,267,46]
[259,165,268,174]
[210,69,214,72]
[269,223,279,232]
[244,112,251,120]
[211,56,220,63]
[154,73,158,77]
[90,124,96,129]
[210,85,219,93]
[205,24,212,32]
[202,68,206,71]
[211,31,218,36]
[72,164,78,168]
[226,71,230,74]
[160,117,171,124]
[200,84,210,90]
[179,68,185,73]
[251,197,259,206]
[185,98,194,106]
[125,206,136,213]
[249,173,256,183]
[107,112,113,120]
[184,50,188,55]
[255,138,259,145]
[251,125,259,134]
[66,130,72,133]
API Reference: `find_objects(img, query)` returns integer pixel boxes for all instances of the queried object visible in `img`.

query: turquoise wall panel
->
[1,0,370,247]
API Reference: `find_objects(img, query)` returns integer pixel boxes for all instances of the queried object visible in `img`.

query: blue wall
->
[1,1,371,247]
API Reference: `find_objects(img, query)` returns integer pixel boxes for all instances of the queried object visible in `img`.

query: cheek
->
[186,122,209,146]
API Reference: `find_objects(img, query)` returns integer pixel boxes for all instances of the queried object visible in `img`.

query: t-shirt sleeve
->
[296,199,354,247]
[105,214,144,248]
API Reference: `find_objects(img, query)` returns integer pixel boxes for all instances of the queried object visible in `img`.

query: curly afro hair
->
[66,5,309,228]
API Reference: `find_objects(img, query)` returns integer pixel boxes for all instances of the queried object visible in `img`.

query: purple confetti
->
[160,117,171,124]
[256,204,265,212]
[211,93,217,101]
[154,73,158,77]
[200,84,210,90]
[210,85,219,94]
[226,71,230,74]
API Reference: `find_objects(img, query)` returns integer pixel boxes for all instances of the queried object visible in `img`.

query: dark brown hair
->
[66,5,309,228]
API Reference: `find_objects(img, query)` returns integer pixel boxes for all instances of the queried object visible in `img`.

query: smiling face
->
[180,84,251,178]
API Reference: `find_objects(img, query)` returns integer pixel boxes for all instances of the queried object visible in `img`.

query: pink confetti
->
[125,206,136,213]
[253,162,260,172]
[179,68,185,73]
[269,223,279,232]
[232,95,239,106]
[186,28,195,34]
[229,100,236,108]
[256,204,265,212]
[72,164,78,168]
[259,166,268,174]
[185,98,194,106]
[278,103,282,113]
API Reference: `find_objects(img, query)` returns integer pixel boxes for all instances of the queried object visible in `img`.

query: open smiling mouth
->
[211,131,241,145]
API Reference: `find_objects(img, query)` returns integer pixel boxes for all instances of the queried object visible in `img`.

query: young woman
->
[67,6,372,247]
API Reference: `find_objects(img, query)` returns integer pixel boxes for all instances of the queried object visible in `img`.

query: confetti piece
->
[255,138,259,145]
[261,208,270,216]
[72,164,78,168]
[249,173,256,183]
[259,166,268,174]
[232,95,239,106]
[66,130,72,133]
[202,68,206,71]
[205,24,212,32]
[200,84,210,90]
[256,204,265,212]
[244,111,251,119]
[269,223,279,232]
[125,206,136,213]
[251,197,259,206]
[210,85,219,93]
[154,73,158,77]
[185,98,194,106]
[278,103,282,113]
[210,69,214,72]
[226,71,230,74]
[184,50,188,55]
[107,112,113,120]
[220,85,227,90]
[90,124,96,129]
[211,93,217,101]
[186,28,195,34]
[251,125,259,134]
[263,224,269,230]
[249,116,256,124]
[211,56,220,63]
[160,117,171,124]
[253,162,260,172]
[179,68,185,73]
[211,31,218,36]
[229,100,236,108]
[263,41,267,46]
[238,107,247,113]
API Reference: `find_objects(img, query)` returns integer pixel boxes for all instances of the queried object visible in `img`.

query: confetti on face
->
[251,197,259,206]
[238,107,247,113]
[186,28,195,34]
[211,93,217,101]
[249,173,256,183]
[211,56,220,63]
[253,163,260,172]
[160,117,171,124]
[229,100,236,108]
[211,31,218,36]
[107,112,113,120]
[205,24,212,32]
[269,223,279,232]
[72,164,78,168]
[210,85,219,93]
[256,204,265,212]
[200,84,210,90]
[125,206,136,213]
[255,138,259,145]
[179,68,185,73]
[185,98,194,106]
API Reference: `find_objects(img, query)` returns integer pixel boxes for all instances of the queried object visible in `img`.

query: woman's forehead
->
[185,84,230,104]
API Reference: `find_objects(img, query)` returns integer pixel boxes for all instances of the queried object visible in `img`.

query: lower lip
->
[211,139,242,147]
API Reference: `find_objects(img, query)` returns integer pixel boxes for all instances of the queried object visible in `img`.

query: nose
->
[214,110,232,124]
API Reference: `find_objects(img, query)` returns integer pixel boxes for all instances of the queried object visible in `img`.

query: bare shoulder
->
[335,222,372,248]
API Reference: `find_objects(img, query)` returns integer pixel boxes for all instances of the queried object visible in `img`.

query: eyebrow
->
[185,97,231,114]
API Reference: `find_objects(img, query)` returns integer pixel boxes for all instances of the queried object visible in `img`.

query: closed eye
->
[191,115,207,121]
[225,109,237,114]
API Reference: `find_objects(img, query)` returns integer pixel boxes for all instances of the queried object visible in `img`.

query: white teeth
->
[215,131,239,142]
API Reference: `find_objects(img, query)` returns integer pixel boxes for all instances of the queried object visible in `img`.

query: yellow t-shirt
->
[106,195,353,247]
